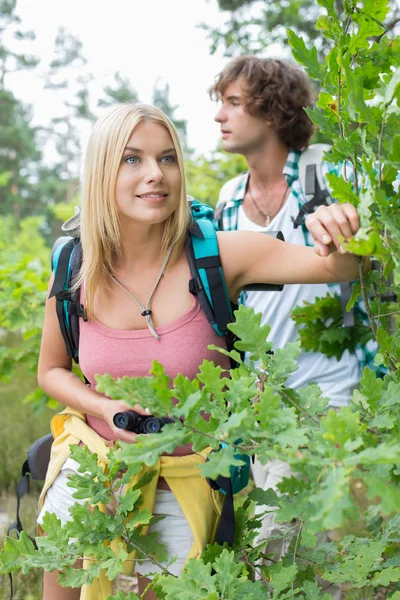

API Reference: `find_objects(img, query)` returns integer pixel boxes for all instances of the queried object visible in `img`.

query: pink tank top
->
[79,295,231,443]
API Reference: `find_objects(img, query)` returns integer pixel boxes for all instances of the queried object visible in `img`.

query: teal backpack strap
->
[49,237,86,363]
[187,200,233,336]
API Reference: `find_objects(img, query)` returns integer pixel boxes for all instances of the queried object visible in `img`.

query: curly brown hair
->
[209,56,315,151]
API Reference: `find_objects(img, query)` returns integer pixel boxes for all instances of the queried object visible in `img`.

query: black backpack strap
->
[186,233,240,368]
[207,474,235,547]
[214,476,235,546]
[186,230,232,334]
[197,254,232,333]
[292,164,332,228]
[7,459,32,542]
[8,434,53,542]
[7,435,53,599]
[49,239,85,363]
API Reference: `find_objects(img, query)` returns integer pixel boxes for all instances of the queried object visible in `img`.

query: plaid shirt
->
[215,149,379,373]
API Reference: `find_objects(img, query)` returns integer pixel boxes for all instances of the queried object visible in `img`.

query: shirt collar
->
[283,149,302,185]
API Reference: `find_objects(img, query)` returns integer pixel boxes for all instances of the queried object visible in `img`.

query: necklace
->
[247,180,289,227]
[110,245,173,341]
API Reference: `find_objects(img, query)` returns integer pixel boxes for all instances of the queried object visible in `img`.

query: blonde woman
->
[37,103,365,600]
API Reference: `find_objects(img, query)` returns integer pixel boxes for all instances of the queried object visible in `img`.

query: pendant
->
[265,215,271,226]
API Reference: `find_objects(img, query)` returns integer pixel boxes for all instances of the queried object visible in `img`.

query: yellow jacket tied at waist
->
[39,407,223,600]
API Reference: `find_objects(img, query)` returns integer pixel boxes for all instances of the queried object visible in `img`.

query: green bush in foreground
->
[1,306,400,598]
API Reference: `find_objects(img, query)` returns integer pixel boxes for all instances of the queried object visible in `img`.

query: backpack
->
[49,198,284,362]
[215,144,333,227]
[11,199,284,553]
[214,144,362,325]
[49,200,235,364]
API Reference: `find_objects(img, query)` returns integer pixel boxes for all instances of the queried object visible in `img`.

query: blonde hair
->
[76,103,190,317]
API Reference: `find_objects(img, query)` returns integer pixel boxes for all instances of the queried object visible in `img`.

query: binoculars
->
[113,410,174,434]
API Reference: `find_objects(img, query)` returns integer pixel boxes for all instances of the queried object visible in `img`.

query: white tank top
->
[237,193,360,407]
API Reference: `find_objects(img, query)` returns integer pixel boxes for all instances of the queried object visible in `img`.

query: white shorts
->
[38,456,194,577]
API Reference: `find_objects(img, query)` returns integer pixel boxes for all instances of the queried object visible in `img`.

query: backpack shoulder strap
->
[49,236,85,363]
[293,144,333,229]
[297,145,356,327]
[8,434,53,546]
[187,200,233,336]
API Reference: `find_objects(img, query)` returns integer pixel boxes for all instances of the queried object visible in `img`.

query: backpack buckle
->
[189,277,203,295]
[68,302,88,321]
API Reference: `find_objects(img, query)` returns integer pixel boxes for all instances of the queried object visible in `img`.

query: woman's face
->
[115,120,181,226]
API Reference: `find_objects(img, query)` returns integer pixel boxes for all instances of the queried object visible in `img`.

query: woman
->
[37,103,364,600]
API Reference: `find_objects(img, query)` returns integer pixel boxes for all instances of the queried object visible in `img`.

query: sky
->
[9,0,288,157]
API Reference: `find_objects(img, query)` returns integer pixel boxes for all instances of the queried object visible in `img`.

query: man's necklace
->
[109,245,173,341]
[247,180,290,227]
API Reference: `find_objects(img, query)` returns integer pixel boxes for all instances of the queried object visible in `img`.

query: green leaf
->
[228,305,273,365]
[357,367,384,412]
[0,532,37,574]
[213,548,244,594]
[158,560,217,598]
[369,411,395,429]
[128,529,168,564]
[198,360,228,405]
[268,342,301,384]
[200,444,246,480]
[325,173,359,205]
[305,106,339,137]
[249,487,280,507]
[117,424,190,466]
[365,476,400,515]
[322,541,386,585]
[125,508,153,532]
[268,563,297,597]
[372,566,400,586]
[301,580,332,599]
[317,0,336,18]
[309,466,355,529]
[347,443,400,466]
[287,29,323,80]
[150,361,174,411]
[117,488,142,517]
[102,544,128,581]
[296,384,329,416]
[67,504,124,542]
[106,592,140,600]
[320,407,362,448]
[58,562,103,587]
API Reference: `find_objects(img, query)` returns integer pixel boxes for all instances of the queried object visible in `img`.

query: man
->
[209,56,373,572]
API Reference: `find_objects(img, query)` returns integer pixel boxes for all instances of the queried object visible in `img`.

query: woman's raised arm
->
[217,203,367,302]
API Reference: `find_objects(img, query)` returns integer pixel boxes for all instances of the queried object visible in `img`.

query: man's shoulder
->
[217,173,247,207]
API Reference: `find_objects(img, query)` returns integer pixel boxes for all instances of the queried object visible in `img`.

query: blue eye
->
[161,155,176,164]
[125,156,139,164]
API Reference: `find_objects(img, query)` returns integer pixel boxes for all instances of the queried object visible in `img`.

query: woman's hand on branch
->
[305,203,360,257]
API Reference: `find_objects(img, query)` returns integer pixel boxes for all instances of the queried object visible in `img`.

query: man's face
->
[214,79,270,155]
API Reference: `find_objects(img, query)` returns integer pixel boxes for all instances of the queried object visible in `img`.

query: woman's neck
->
[115,221,167,273]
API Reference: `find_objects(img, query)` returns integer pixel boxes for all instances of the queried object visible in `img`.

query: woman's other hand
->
[305,203,360,257]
